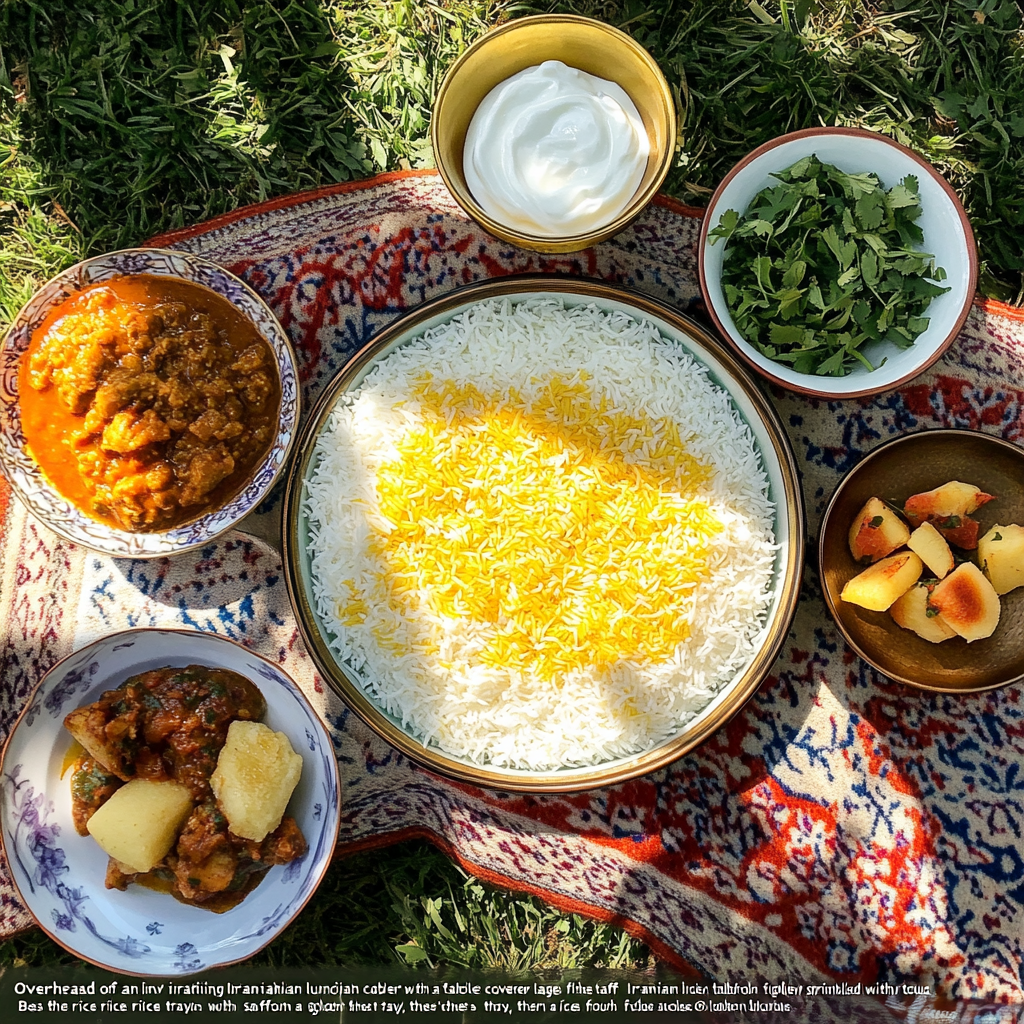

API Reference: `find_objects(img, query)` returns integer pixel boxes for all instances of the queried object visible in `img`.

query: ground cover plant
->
[1,0,1023,972]
[0,840,654,971]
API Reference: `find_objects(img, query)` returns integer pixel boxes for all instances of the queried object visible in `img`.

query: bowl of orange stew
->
[0,249,299,557]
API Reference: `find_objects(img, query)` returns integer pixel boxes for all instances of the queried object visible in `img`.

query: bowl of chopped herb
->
[698,127,977,398]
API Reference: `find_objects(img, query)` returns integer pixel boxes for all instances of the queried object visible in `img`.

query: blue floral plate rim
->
[0,627,341,976]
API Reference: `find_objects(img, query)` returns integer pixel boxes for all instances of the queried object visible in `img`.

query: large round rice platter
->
[304,298,776,770]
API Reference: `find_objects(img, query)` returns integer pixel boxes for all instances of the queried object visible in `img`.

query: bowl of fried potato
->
[0,628,340,976]
[820,429,1024,692]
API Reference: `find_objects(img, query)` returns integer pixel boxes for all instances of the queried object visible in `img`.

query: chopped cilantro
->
[869,515,884,528]
[708,154,949,377]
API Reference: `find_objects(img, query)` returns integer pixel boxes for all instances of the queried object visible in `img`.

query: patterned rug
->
[2,169,1024,1001]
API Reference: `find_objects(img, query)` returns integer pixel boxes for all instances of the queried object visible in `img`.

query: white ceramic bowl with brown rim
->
[698,127,977,399]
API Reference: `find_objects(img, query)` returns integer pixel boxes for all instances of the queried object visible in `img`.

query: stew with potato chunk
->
[20,274,280,532]
[65,664,307,911]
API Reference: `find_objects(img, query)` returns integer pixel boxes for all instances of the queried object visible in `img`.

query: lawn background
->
[1,0,1022,972]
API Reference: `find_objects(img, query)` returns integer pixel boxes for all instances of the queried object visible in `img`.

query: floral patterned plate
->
[0,248,300,557]
[0,628,340,976]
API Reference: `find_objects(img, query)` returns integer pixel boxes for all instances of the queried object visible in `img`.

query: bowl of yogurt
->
[432,14,676,253]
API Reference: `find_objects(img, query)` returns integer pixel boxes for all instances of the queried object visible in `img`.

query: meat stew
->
[65,665,307,911]
[20,274,281,532]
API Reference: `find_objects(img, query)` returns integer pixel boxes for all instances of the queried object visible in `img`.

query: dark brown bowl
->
[820,429,1024,692]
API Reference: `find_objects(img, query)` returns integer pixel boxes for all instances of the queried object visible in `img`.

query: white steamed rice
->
[304,298,777,770]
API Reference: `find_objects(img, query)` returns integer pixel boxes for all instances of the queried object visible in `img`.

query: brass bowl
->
[820,429,1024,693]
[282,276,804,793]
[431,15,677,254]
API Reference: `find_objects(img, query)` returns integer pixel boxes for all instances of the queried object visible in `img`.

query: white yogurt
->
[462,60,650,237]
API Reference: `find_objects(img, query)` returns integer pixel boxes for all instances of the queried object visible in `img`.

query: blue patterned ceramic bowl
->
[0,248,299,557]
[0,628,340,976]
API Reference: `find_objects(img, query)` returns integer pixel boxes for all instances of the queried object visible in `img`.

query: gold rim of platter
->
[282,276,805,792]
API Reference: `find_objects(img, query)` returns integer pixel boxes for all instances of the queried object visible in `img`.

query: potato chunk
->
[211,721,303,842]
[902,482,994,550]
[848,497,910,564]
[928,562,1001,642]
[840,551,923,612]
[978,524,1024,596]
[907,522,954,579]
[903,481,995,525]
[890,583,957,643]
[86,779,193,874]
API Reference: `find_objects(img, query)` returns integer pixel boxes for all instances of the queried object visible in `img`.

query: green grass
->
[535,0,1024,300]
[1,0,1022,318]
[254,841,652,973]
[0,0,509,322]
[1,0,1023,974]
[0,840,654,973]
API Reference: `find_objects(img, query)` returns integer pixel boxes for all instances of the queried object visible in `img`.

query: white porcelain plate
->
[0,629,340,976]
